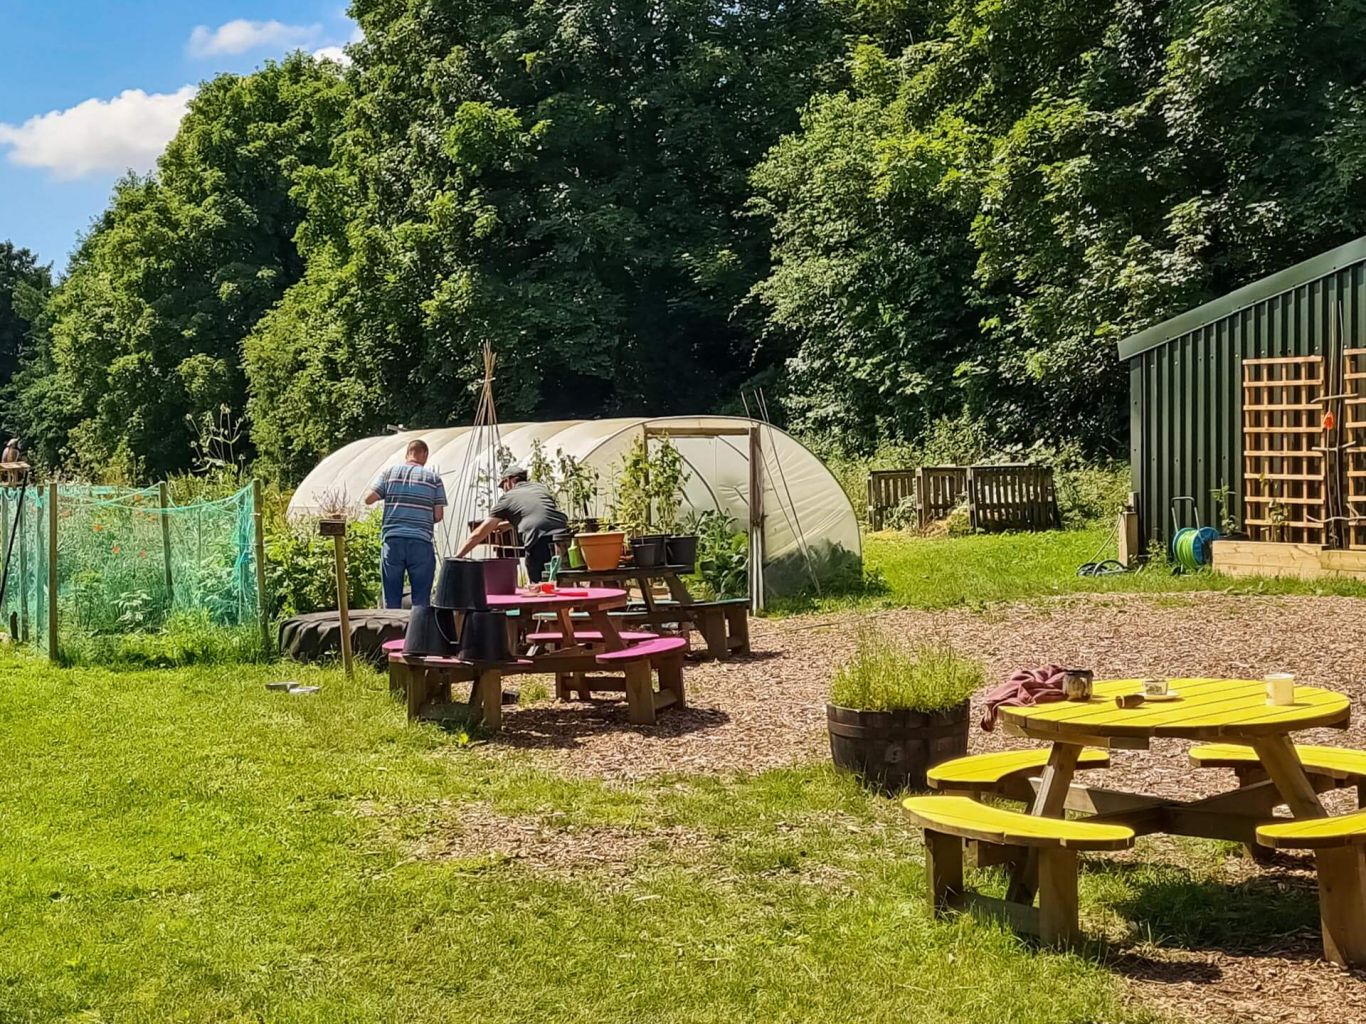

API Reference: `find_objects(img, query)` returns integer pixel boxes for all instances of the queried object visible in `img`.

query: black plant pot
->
[631,536,666,568]
[434,557,488,611]
[457,610,512,664]
[665,534,698,572]
[403,605,458,658]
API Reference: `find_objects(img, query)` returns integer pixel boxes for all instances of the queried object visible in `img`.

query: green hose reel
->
[1170,496,1219,571]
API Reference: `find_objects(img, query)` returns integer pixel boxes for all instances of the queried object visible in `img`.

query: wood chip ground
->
[471,592,1366,1022]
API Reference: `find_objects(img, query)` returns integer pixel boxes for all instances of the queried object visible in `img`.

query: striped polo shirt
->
[369,461,447,541]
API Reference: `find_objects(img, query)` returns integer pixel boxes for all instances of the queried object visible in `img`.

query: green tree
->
[246,0,845,480]
[13,55,346,475]
[0,242,51,392]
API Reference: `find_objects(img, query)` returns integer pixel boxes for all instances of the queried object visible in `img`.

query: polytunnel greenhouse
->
[288,416,861,603]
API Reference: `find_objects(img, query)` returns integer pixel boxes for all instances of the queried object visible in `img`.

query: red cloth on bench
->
[980,665,1067,731]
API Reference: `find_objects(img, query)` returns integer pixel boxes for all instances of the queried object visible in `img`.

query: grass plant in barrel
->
[827,629,983,793]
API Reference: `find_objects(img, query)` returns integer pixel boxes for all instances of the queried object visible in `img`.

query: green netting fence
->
[0,482,267,664]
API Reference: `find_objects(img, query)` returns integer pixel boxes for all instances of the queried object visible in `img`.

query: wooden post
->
[18,484,28,641]
[46,482,57,660]
[748,426,764,612]
[333,530,353,677]
[158,481,174,608]
[251,480,271,658]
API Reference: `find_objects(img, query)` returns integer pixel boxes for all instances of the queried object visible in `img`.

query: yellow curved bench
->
[928,748,1111,793]
[902,796,1134,850]
[1190,743,1366,782]
[903,796,1132,945]
[1256,809,1366,850]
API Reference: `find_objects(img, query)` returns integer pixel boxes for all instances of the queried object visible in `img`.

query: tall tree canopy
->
[753,0,1366,454]
[11,55,346,475]
[11,0,1366,480]
[245,0,845,480]
[0,242,51,393]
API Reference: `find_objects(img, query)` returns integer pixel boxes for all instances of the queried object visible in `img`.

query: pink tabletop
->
[484,587,627,611]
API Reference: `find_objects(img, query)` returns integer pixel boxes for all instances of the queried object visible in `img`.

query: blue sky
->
[0,3,359,273]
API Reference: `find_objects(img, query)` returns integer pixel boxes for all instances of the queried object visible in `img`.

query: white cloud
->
[0,86,197,180]
[311,45,351,66]
[187,19,322,58]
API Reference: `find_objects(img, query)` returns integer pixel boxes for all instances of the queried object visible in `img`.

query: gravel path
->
[479,592,1366,1022]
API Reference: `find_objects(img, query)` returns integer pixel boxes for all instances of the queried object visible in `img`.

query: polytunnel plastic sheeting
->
[287,416,861,599]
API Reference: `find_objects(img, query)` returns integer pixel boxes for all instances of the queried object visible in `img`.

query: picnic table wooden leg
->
[389,657,409,695]
[624,661,655,726]
[479,668,503,732]
[657,651,685,709]
[405,663,432,720]
[1007,742,1083,904]
[924,829,963,916]
[1036,847,1080,946]
[585,608,625,651]
[1250,735,1326,818]
[1249,734,1366,965]
[662,573,693,606]
[1316,846,1366,966]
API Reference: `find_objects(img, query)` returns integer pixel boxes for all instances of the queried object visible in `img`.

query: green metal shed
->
[1118,236,1366,548]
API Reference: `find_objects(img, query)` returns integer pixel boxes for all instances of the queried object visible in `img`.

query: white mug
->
[1265,672,1295,706]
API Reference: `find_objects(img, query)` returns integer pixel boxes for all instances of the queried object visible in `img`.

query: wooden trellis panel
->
[1343,349,1366,548]
[1242,356,1325,544]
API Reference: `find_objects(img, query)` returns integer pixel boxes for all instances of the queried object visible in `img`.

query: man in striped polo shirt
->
[363,439,447,607]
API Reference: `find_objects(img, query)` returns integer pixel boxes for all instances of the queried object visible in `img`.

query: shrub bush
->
[830,629,983,712]
[265,511,382,618]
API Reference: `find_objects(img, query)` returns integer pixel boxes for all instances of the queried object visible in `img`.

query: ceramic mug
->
[1062,668,1094,701]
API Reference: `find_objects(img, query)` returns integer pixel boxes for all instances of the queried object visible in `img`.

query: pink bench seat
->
[526,629,658,645]
[595,636,688,664]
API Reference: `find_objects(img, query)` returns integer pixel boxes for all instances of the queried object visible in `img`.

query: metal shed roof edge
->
[1116,235,1366,362]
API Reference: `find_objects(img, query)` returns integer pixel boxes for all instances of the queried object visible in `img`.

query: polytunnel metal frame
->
[288,415,862,608]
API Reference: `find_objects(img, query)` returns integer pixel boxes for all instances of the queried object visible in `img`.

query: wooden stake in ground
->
[333,530,353,677]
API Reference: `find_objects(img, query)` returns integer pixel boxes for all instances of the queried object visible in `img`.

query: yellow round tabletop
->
[998,678,1351,741]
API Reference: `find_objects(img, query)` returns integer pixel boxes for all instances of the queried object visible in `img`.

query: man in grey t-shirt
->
[457,464,569,583]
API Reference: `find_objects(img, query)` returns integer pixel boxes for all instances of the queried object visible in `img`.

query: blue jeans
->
[381,537,436,609]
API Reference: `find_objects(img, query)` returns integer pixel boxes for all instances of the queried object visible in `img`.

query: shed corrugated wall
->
[1120,238,1366,547]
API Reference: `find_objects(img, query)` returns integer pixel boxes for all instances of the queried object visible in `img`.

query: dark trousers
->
[525,537,555,585]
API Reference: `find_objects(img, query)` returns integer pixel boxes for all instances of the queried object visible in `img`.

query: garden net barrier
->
[0,482,265,663]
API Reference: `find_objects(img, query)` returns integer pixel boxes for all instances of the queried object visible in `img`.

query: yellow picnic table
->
[998,677,1362,961]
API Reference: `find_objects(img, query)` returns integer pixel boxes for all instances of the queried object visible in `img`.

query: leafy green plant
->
[612,435,654,537]
[684,510,748,599]
[830,629,984,713]
[649,438,689,533]
[265,510,382,618]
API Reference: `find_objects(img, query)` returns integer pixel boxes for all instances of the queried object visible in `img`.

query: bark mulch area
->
[470,592,1366,1022]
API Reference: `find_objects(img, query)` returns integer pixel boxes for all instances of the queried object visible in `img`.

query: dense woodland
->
[3,0,1366,482]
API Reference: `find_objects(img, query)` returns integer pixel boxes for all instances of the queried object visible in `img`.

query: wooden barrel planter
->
[826,702,969,793]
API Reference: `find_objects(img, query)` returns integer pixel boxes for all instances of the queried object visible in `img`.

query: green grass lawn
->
[0,655,1254,1022]
[772,526,1366,614]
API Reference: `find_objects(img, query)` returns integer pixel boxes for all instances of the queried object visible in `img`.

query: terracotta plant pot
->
[577,531,625,571]
[826,700,969,794]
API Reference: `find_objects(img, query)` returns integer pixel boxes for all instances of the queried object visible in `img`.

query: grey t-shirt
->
[490,482,568,547]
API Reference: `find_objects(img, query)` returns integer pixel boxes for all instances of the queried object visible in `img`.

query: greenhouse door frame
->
[641,425,764,611]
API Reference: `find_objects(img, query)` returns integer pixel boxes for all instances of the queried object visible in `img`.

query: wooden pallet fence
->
[966,464,1060,532]
[866,470,917,530]
[1241,356,1325,544]
[916,467,969,527]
